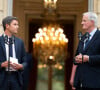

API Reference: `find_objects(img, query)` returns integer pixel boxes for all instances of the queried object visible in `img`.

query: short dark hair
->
[2,16,18,31]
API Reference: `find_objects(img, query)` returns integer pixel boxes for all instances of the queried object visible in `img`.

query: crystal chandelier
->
[32,24,68,66]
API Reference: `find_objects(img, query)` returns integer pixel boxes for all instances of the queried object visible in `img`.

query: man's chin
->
[82,27,87,30]
[13,32,17,35]
[14,31,18,34]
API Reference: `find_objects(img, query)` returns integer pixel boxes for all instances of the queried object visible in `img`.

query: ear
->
[5,24,10,29]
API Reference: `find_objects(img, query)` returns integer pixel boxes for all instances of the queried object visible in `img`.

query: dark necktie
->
[9,38,13,57]
[84,35,90,49]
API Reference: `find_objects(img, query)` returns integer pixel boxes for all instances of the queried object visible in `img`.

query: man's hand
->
[10,63,23,70]
[75,53,89,63]
[83,55,89,62]
[1,61,12,68]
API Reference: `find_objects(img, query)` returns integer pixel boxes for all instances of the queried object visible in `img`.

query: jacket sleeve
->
[89,55,100,65]
[73,43,80,65]
[20,40,27,70]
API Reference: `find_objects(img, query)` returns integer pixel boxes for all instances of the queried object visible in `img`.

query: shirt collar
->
[89,28,97,39]
[3,33,12,38]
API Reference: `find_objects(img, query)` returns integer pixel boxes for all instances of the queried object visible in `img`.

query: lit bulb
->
[51,27,55,31]
[38,64,43,69]
[50,32,53,36]
[43,32,46,36]
[32,38,36,42]
[35,33,40,39]
[58,28,63,33]
[38,28,42,33]
[59,37,62,41]
[55,31,58,36]
[54,0,57,3]
[53,37,56,40]
[49,56,54,60]
[45,36,49,40]
[40,37,43,41]
[64,38,68,43]
[58,65,63,70]
[60,34,65,38]
[43,27,47,32]
[44,0,47,2]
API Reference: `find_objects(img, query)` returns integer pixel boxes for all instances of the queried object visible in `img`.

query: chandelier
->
[32,24,68,67]
[41,0,59,20]
[44,0,58,10]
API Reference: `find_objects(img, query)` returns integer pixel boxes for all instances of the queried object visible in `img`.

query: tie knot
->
[81,33,90,42]
[9,37,13,44]
[85,32,90,39]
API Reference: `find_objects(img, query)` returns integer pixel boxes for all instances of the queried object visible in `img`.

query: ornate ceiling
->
[15,0,87,20]
[13,0,88,27]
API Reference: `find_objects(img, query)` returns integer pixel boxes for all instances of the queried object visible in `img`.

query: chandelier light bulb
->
[43,27,47,31]
[45,36,49,40]
[58,65,63,70]
[38,28,42,33]
[32,38,36,42]
[64,38,68,43]
[54,0,57,3]
[49,56,54,60]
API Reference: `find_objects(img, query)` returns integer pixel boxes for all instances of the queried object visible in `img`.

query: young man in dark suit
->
[0,16,27,90]
[70,12,100,90]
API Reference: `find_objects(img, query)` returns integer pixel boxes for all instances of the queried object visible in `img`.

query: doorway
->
[28,19,74,90]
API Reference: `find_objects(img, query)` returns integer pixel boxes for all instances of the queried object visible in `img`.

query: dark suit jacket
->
[0,35,27,87]
[74,29,100,88]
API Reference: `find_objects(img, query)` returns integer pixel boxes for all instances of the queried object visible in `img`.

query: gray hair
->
[83,12,98,27]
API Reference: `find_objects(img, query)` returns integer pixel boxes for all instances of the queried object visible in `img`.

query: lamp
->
[44,0,58,10]
[32,24,68,66]
[41,0,59,20]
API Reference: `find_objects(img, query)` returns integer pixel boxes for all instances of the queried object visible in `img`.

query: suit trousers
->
[0,71,22,90]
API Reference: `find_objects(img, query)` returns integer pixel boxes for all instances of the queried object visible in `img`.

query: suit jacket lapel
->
[84,30,99,51]
[14,37,18,58]
[78,41,84,54]
[0,36,6,58]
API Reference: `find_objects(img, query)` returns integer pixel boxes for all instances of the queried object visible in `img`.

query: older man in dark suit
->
[70,12,100,90]
[0,16,27,90]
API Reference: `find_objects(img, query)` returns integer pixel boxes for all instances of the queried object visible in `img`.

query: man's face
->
[6,20,19,35]
[81,15,93,31]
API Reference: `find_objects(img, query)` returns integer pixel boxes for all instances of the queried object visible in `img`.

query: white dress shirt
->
[84,28,97,49]
[3,34,17,71]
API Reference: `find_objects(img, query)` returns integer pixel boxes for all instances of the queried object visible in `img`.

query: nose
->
[81,21,84,25]
[17,25,19,29]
